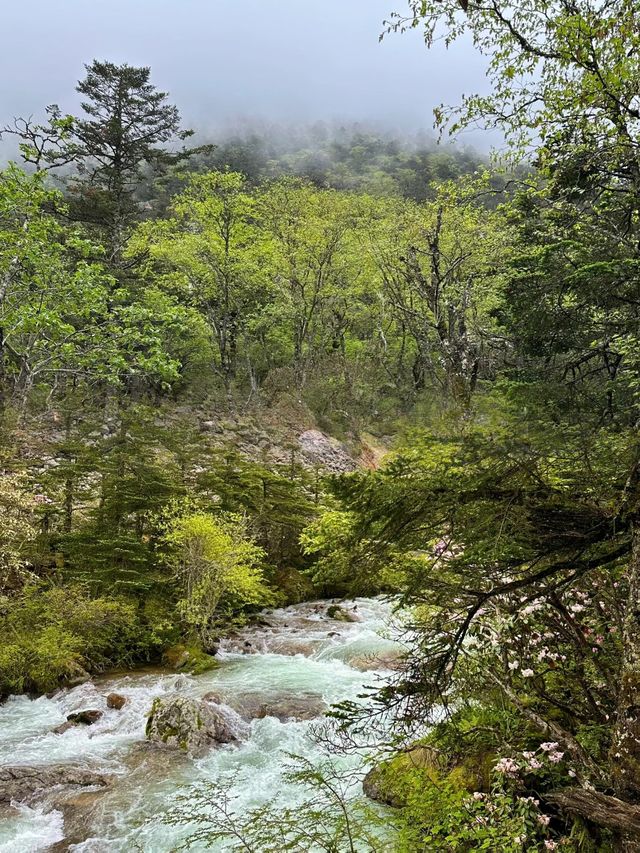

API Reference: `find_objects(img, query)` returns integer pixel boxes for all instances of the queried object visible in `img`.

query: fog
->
[1,0,493,147]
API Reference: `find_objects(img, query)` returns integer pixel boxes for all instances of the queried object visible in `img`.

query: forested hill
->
[183,124,486,198]
[133,123,498,217]
[0,61,501,702]
[0,119,488,201]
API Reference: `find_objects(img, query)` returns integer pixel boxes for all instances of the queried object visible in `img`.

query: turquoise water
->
[0,598,402,852]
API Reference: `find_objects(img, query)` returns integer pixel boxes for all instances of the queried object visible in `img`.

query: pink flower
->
[540,742,559,752]
[538,814,551,826]
[521,668,535,678]
[472,791,485,800]
[494,757,519,775]
[544,841,558,850]
[548,751,564,763]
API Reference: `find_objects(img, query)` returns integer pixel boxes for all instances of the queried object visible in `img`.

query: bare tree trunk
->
[63,408,74,533]
[546,789,640,849]
[611,525,640,799]
[609,522,640,851]
[293,326,306,390]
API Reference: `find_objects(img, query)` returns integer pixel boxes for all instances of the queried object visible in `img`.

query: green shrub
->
[0,583,171,696]
[160,510,276,643]
[0,626,84,695]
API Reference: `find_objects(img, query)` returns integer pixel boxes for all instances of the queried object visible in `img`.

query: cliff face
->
[196,398,387,475]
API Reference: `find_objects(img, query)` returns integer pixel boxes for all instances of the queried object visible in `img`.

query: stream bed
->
[0,598,402,852]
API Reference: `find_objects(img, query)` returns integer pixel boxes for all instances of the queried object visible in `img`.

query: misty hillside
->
[194,124,484,196]
[130,122,495,216]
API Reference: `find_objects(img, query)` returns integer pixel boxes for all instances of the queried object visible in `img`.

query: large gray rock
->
[298,430,356,474]
[348,650,404,672]
[46,788,109,852]
[326,604,360,622]
[362,765,404,808]
[257,695,327,721]
[65,662,92,688]
[145,695,246,756]
[202,690,326,722]
[0,765,110,804]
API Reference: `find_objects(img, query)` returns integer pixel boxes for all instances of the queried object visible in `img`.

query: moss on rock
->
[145,695,244,756]
[326,604,357,622]
[363,742,493,809]
[162,644,219,674]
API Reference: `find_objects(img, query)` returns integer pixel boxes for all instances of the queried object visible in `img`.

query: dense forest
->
[2,0,640,850]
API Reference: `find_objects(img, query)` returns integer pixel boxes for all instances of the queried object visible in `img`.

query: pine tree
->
[71,61,199,260]
[3,60,208,264]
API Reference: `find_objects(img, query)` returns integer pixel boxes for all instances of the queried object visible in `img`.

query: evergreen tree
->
[4,60,207,263]
[71,61,204,260]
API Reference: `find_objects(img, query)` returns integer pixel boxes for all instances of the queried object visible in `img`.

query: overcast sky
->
[1,0,492,146]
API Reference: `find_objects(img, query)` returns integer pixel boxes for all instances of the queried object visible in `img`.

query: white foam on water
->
[0,803,65,852]
[0,673,197,770]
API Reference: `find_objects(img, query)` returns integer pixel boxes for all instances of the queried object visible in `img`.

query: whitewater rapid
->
[0,598,402,852]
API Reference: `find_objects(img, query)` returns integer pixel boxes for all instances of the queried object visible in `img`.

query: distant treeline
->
[198,124,484,196]
[141,122,504,212]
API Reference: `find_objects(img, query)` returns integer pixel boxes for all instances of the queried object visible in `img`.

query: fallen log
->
[546,787,640,840]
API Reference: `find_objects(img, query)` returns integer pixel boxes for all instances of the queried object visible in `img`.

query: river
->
[0,597,402,852]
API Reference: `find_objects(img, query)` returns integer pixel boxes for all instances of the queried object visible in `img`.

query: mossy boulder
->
[448,752,493,793]
[65,662,92,689]
[326,604,358,622]
[162,645,219,674]
[362,743,493,808]
[363,746,442,807]
[145,695,246,756]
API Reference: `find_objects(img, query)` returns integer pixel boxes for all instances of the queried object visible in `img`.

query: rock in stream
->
[145,695,247,756]
[0,765,110,804]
